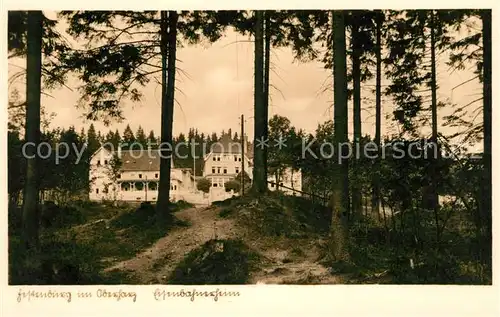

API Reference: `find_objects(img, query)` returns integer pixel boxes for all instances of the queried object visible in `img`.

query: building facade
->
[202,134,253,189]
[89,133,303,204]
[89,147,194,203]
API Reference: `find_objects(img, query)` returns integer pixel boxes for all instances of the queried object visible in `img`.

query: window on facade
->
[117,174,121,179]
[223,168,227,174]
[174,185,177,190]
[138,174,142,179]
[104,160,108,165]
[217,167,221,174]
[97,160,101,166]
[121,183,130,191]
[238,157,242,162]
[213,183,218,187]
[213,157,216,161]
[149,182,158,191]
[212,167,216,174]
[217,157,220,161]
[96,188,99,194]
[235,168,239,174]
[155,173,158,178]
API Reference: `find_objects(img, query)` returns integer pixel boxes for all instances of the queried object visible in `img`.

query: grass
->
[168,239,261,284]
[9,199,193,285]
[215,192,331,238]
[320,209,492,285]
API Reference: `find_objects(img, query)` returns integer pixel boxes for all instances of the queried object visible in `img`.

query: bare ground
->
[104,206,343,284]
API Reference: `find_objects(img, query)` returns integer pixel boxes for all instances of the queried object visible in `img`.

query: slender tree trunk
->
[263,11,270,184]
[252,10,267,194]
[429,11,440,242]
[329,10,350,262]
[157,10,178,219]
[21,10,43,252]
[371,10,383,221]
[351,22,363,219]
[481,9,492,264]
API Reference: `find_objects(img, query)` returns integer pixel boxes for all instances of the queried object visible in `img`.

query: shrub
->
[224,180,240,193]
[197,178,211,193]
[169,239,260,284]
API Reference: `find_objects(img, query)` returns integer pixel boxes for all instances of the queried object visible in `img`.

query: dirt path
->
[105,205,342,284]
[105,206,239,284]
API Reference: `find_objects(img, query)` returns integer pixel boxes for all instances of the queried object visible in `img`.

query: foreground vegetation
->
[9,200,193,284]
[212,193,491,284]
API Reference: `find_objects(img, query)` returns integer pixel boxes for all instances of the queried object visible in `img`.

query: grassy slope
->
[8,200,193,285]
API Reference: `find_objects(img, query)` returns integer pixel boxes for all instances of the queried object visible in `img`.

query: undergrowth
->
[217,192,331,238]
[9,199,192,285]
[168,239,260,284]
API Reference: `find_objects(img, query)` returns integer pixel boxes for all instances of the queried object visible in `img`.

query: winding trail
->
[105,206,239,284]
[104,205,343,284]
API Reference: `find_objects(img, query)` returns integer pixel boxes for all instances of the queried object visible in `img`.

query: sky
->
[7,11,483,146]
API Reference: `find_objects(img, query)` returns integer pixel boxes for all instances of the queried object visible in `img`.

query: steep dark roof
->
[210,135,253,159]
[116,149,173,171]
[211,134,243,154]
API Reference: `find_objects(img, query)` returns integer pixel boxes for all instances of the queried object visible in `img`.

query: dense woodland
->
[7,10,491,284]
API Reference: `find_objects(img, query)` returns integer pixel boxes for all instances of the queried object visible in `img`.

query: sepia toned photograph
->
[7,9,492,286]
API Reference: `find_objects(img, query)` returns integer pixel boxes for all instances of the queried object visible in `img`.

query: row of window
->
[96,160,108,166]
[95,183,177,194]
[211,178,225,187]
[116,173,159,179]
[213,155,242,162]
[210,166,240,175]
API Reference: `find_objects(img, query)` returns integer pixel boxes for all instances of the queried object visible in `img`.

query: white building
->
[201,134,302,195]
[89,147,194,203]
[89,133,304,204]
[202,134,253,190]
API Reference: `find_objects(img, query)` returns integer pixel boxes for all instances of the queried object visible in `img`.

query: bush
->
[197,178,211,193]
[171,200,194,211]
[218,207,235,218]
[224,180,240,193]
[40,202,86,229]
[169,239,260,284]
[9,234,133,285]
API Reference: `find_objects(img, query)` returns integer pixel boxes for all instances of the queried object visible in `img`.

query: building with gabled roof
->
[89,146,194,202]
